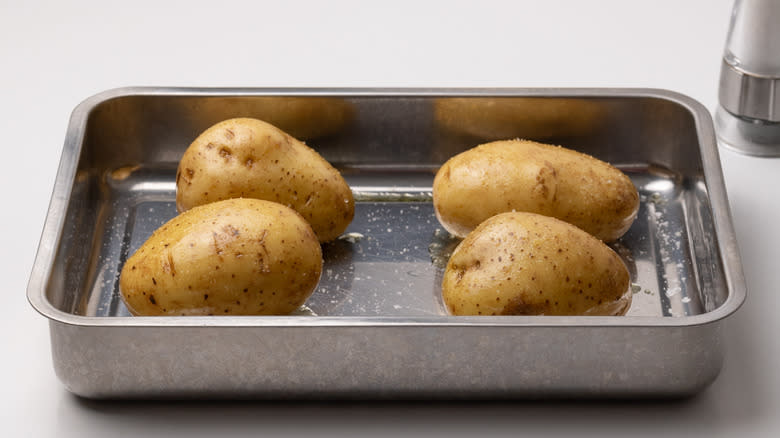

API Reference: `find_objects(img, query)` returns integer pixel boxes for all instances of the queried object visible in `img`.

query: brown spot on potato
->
[178,168,195,188]
[218,147,233,160]
[501,295,549,315]
[256,252,270,273]
[162,252,176,277]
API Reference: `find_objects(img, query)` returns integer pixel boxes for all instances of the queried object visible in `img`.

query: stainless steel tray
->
[27,87,746,399]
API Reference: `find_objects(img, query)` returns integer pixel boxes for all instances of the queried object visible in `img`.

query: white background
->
[3,0,779,436]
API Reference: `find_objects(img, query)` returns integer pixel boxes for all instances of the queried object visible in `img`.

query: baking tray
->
[27,87,746,399]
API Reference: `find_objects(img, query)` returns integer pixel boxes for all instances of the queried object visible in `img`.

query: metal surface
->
[718,60,780,123]
[715,0,780,154]
[714,105,780,157]
[27,87,746,399]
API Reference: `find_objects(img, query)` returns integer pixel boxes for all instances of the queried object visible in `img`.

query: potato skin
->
[442,212,631,316]
[176,118,354,242]
[119,198,323,316]
[432,140,638,242]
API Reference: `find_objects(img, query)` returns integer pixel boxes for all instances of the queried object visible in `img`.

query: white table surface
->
[3,0,779,436]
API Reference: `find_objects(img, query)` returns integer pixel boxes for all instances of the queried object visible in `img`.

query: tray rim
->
[26,86,747,329]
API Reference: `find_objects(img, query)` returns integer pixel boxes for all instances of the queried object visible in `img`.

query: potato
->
[442,212,631,316]
[433,139,638,242]
[176,117,354,243]
[119,198,323,316]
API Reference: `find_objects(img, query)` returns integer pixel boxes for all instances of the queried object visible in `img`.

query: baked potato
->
[442,211,631,316]
[119,198,323,316]
[432,139,638,242]
[176,117,354,242]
